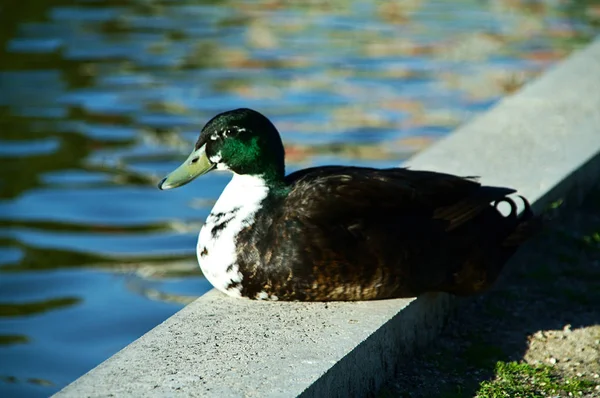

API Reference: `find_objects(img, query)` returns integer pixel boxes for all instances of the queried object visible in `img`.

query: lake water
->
[0,0,597,396]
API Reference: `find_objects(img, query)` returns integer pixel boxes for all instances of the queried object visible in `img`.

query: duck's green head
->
[158,108,285,190]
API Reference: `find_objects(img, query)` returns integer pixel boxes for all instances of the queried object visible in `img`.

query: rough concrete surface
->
[56,291,452,397]
[56,37,600,397]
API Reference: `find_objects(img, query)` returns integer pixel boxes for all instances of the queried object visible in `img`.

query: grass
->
[476,361,598,398]
[581,232,600,250]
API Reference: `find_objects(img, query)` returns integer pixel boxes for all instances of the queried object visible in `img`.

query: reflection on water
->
[0,0,597,395]
[0,297,81,317]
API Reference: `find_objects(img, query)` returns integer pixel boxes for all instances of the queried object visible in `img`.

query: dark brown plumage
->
[230,166,538,301]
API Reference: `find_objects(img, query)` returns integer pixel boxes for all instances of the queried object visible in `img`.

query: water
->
[0,0,597,396]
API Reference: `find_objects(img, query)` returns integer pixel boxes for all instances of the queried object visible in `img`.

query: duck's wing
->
[263,166,527,299]
[284,166,515,231]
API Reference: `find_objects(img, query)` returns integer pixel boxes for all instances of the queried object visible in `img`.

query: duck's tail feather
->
[497,195,543,248]
[435,186,516,231]
[437,194,541,297]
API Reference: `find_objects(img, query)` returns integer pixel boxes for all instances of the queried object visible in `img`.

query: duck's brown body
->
[225,166,538,301]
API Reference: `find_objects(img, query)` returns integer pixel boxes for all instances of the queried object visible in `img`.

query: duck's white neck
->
[197,173,270,297]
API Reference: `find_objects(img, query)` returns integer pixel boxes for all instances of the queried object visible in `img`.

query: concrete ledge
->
[56,37,600,397]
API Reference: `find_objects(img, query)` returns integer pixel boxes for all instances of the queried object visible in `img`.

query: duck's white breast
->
[197,174,269,297]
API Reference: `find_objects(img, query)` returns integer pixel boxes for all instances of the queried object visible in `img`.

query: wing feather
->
[284,166,511,230]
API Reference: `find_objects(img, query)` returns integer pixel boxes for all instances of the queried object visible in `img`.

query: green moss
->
[476,361,599,397]
[547,198,564,210]
[581,232,600,251]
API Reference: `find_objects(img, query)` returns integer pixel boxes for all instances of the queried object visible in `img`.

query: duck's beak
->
[158,144,215,190]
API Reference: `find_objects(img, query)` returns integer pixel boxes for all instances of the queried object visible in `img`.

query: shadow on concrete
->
[381,185,600,397]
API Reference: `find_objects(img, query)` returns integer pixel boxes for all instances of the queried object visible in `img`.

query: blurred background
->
[0,0,598,396]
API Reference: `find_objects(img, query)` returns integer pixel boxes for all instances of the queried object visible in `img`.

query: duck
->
[158,108,538,301]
